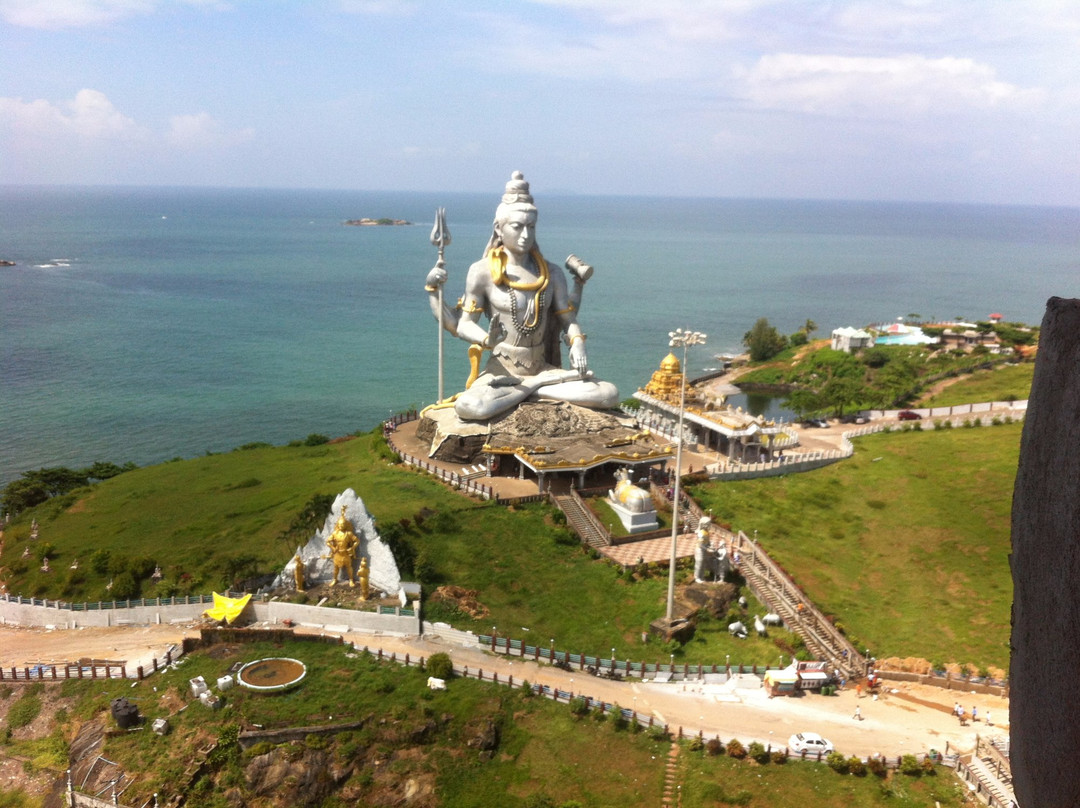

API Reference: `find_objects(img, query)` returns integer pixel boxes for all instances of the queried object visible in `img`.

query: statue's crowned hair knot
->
[501,171,533,206]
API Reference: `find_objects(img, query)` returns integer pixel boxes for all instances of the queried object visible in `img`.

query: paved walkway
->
[600,533,698,565]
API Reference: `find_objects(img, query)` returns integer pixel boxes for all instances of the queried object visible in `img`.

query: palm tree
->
[803,319,817,337]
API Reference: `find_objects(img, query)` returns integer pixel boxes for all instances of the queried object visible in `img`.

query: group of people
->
[953,702,991,726]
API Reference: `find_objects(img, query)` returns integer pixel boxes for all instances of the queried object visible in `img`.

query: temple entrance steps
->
[552,493,610,550]
[734,540,864,680]
[960,753,1015,807]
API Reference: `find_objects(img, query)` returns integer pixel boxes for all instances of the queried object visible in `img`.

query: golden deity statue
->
[293,552,306,592]
[326,506,360,587]
[358,557,370,600]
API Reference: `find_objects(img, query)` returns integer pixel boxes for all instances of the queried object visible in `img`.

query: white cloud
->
[739,53,1045,118]
[0,0,231,28]
[165,111,254,149]
[0,88,143,138]
[0,0,154,28]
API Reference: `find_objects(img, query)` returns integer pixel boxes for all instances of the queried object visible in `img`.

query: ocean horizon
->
[2,185,1078,488]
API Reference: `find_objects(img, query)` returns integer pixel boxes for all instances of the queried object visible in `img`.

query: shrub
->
[648,725,669,741]
[770,749,787,764]
[109,571,139,601]
[867,755,888,777]
[568,696,589,717]
[590,705,607,722]
[520,679,534,696]
[748,741,769,764]
[305,733,329,750]
[413,552,436,584]
[303,433,329,446]
[847,756,867,776]
[726,739,747,759]
[611,705,629,731]
[245,741,274,758]
[687,735,704,752]
[90,548,111,575]
[424,510,459,534]
[826,751,849,773]
[553,528,578,546]
[705,738,724,756]
[6,694,42,729]
[921,756,937,775]
[425,652,453,680]
[899,753,922,776]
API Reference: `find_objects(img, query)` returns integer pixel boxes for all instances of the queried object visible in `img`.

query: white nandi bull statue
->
[609,467,651,513]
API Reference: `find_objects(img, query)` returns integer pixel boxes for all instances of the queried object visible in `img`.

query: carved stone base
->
[420,399,642,465]
[649,615,696,644]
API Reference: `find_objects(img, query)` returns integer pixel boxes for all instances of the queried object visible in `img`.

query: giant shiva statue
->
[425,172,618,421]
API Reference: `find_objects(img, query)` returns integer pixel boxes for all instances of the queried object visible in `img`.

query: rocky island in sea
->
[344,217,412,226]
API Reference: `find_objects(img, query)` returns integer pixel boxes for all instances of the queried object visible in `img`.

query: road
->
[0,622,1007,758]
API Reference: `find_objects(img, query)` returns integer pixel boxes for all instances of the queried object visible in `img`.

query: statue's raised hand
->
[425,260,447,290]
[484,315,507,349]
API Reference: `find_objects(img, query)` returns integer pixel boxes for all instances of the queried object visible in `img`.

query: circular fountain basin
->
[236,657,307,693]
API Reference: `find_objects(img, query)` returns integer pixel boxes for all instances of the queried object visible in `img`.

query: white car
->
[788,732,834,755]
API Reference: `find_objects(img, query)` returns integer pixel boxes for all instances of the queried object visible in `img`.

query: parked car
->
[841,414,868,424]
[788,732,834,755]
[801,418,829,428]
[897,410,921,421]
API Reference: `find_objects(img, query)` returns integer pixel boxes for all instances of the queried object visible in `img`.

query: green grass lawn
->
[4,419,1019,671]
[678,754,968,808]
[689,422,1020,672]
[918,362,1033,408]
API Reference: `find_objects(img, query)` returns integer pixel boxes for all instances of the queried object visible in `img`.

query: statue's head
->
[489,171,538,255]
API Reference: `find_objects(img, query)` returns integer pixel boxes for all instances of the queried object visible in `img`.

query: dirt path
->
[0,623,200,668]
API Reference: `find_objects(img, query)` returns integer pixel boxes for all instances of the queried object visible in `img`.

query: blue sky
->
[2,0,1078,205]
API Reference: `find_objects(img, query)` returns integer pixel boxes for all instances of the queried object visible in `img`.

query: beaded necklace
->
[488,247,550,334]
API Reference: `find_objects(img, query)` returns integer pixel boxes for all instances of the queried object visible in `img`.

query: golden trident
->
[429,207,451,403]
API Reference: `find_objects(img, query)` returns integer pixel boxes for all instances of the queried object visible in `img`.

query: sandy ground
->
[0,622,200,669]
[0,621,1004,760]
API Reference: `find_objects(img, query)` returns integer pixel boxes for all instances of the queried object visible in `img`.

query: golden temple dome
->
[659,352,681,374]
[643,352,686,402]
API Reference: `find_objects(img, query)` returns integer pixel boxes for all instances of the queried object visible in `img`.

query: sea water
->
[2,186,1077,485]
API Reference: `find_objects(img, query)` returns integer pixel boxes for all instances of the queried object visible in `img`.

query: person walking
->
[853,705,862,720]
[972,706,978,723]
[986,710,993,726]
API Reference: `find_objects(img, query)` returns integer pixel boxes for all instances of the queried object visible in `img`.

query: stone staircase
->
[960,754,1014,807]
[734,539,864,679]
[552,493,610,550]
[661,741,680,808]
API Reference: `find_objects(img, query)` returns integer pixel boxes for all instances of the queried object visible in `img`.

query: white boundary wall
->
[0,594,420,636]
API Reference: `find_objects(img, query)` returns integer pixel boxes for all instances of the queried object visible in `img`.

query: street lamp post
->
[665,328,707,624]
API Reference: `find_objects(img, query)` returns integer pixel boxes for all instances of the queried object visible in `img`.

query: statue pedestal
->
[649,616,695,644]
[608,498,659,533]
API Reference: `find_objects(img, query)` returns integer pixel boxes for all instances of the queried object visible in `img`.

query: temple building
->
[632,353,798,466]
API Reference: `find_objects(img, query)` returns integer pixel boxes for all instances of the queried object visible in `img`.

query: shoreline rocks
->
[344,218,412,226]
